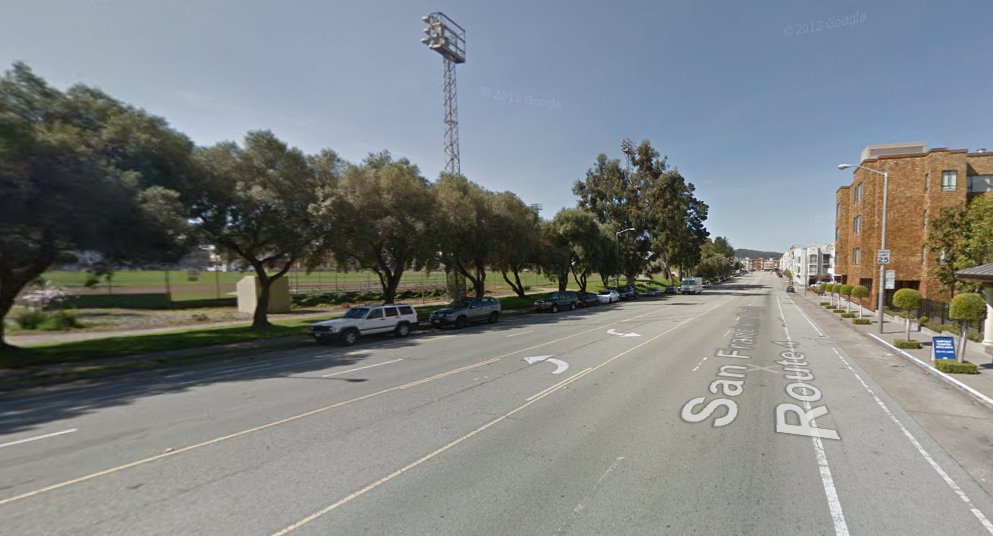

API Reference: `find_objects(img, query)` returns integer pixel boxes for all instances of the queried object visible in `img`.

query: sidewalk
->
[790,287,993,410]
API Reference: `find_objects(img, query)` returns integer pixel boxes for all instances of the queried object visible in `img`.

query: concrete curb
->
[866,333,993,412]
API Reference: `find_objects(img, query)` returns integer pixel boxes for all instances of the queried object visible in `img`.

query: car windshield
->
[343,307,369,319]
[447,298,472,309]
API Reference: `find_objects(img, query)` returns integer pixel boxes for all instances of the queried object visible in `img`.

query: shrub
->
[944,324,961,335]
[14,308,49,330]
[968,331,983,343]
[893,339,921,349]
[841,313,856,318]
[852,318,871,325]
[820,301,831,306]
[39,309,83,331]
[833,309,845,314]
[935,360,978,374]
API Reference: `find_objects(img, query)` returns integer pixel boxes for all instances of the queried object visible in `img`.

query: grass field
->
[42,269,559,302]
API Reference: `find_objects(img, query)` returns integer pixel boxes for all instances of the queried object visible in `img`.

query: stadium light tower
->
[422,12,466,174]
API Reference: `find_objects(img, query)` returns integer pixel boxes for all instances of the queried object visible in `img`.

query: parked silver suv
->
[307,303,418,345]
[430,296,501,328]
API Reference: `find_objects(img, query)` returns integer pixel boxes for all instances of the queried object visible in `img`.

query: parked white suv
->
[307,304,418,345]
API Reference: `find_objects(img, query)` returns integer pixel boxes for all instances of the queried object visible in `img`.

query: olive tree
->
[949,293,987,362]
[0,63,195,349]
[892,288,923,341]
[314,152,435,303]
[191,131,328,328]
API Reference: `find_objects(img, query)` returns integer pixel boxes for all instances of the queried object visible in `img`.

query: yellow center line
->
[268,297,732,535]
[0,302,698,507]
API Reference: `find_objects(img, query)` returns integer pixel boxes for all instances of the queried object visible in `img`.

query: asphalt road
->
[3,272,993,535]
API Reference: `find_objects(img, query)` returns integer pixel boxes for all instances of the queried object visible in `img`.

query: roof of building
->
[955,263,993,282]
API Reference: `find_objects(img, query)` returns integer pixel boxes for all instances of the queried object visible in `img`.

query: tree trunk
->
[0,289,16,350]
[557,273,568,292]
[375,266,403,304]
[253,272,272,329]
[958,321,968,363]
[501,270,526,298]
[0,255,55,349]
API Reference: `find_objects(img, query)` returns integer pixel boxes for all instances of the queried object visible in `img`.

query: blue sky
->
[2,0,991,252]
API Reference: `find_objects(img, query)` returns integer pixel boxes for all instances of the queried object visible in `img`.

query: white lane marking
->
[416,335,455,344]
[321,359,404,378]
[0,428,78,449]
[866,333,993,409]
[691,356,708,372]
[574,456,625,514]
[777,298,850,536]
[523,355,555,365]
[506,330,534,338]
[830,347,993,535]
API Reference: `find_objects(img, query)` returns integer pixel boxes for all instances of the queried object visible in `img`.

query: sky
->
[2,0,991,253]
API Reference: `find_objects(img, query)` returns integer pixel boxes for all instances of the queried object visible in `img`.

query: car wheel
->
[341,329,359,346]
[551,304,559,313]
[394,323,410,338]
[454,316,467,329]
[488,311,499,324]
[570,302,576,310]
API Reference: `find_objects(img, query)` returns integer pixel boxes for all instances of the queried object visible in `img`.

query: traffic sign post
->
[877,249,891,264]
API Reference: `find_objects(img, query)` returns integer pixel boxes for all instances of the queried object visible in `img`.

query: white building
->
[780,243,836,286]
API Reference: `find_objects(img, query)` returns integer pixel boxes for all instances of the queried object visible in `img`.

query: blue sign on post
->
[933,336,957,361]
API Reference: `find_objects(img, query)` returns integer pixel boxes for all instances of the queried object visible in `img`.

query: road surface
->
[3,272,993,535]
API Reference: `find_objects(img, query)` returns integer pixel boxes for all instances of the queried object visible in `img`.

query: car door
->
[363,307,388,334]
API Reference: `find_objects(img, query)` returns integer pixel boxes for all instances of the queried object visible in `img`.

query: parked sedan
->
[643,287,662,297]
[578,292,600,307]
[597,289,620,304]
[663,285,677,294]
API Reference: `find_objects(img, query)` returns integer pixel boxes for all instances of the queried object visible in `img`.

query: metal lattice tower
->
[442,59,460,173]
[422,12,466,175]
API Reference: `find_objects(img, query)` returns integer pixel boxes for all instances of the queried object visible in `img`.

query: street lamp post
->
[838,163,889,333]
[615,227,635,288]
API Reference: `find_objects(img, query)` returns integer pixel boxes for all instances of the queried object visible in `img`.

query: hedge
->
[935,360,978,374]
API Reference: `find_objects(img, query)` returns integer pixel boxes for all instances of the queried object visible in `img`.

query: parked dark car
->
[578,291,600,307]
[430,296,501,328]
[643,287,662,297]
[534,291,580,313]
[617,285,639,300]
[664,285,677,294]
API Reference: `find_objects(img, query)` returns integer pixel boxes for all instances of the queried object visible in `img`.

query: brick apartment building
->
[835,143,993,310]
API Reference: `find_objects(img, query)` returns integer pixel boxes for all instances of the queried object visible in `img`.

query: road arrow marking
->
[606,328,641,338]
[546,358,569,374]
[522,355,569,374]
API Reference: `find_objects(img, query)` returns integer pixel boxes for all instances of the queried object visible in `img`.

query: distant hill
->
[735,248,783,259]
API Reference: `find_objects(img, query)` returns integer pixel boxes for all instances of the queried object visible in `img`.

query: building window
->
[853,248,861,265]
[923,210,927,230]
[921,246,926,264]
[855,183,863,202]
[968,175,993,193]
[942,170,957,191]
[924,173,929,192]
[853,215,862,234]
[836,202,840,219]
[835,227,839,241]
